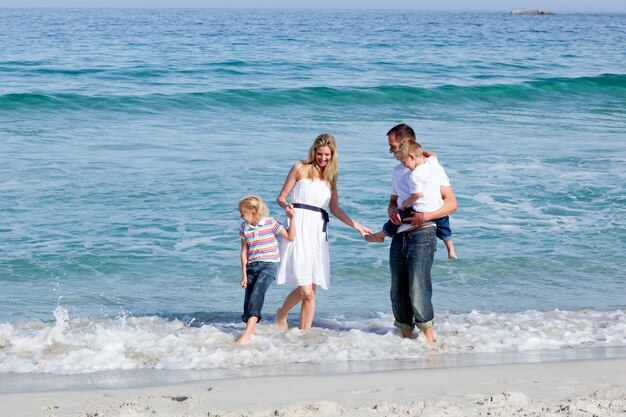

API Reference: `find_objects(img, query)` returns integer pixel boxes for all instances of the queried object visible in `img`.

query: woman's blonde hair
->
[238,195,269,222]
[301,133,338,190]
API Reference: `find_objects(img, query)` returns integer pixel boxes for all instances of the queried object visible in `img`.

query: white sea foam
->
[0,306,624,375]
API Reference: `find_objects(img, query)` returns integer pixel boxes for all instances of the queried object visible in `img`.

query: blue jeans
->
[242,262,276,323]
[389,226,437,330]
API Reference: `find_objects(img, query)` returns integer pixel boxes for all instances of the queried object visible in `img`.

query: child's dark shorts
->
[382,208,414,237]
[383,209,452,242]
[434,216,452,241]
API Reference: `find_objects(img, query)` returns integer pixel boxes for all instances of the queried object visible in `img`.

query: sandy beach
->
[2,357,625,417]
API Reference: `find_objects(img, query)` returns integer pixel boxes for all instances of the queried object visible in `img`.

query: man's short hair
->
[387,124,416,142]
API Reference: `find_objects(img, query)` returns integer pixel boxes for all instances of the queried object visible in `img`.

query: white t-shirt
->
[391,156,450,231]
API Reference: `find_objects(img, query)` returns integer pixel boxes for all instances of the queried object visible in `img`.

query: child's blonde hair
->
[301,133,338,190]
[238,195,269,222]
[393,139,422,161]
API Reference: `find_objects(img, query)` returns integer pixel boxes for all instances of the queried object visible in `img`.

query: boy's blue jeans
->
[389,226,437,331]
[242,261,276,323]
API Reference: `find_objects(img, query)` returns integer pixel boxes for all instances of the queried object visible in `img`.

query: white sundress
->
[277,179,332,290]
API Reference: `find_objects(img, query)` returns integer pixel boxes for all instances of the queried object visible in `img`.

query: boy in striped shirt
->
[236,195,295,345]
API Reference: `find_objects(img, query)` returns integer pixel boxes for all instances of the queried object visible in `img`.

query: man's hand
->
[409,211,428,227]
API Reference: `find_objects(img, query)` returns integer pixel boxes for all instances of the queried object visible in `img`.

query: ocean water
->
[1,9,625,375]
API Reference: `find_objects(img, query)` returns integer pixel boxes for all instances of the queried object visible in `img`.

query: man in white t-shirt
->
[365,124,458,343]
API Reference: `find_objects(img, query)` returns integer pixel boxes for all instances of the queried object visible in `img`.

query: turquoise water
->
[1,9,625,373]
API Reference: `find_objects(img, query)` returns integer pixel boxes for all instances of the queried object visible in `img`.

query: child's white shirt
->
[391,156,450,213]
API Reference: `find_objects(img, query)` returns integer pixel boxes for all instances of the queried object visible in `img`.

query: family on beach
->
[236,124,458,345]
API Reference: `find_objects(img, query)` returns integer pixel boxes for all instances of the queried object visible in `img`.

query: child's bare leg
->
[444,239,457,259]
[235,316,258,345]
[276,288,303,329]
[364,230,386,243]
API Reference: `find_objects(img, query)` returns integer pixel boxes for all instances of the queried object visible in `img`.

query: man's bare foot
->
[275,307,288,329]
[448,251,457,260]
[364,231,385,243]
[400,328,413,338]
[422,327,435,342]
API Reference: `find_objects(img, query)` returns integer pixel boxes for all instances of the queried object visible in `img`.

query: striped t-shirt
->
[239,217,284,263]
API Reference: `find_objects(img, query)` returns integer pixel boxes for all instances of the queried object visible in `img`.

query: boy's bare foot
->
[364,231,385,243]
[275,307,288,329]
[444,241,457,259]
[400,328,413,338]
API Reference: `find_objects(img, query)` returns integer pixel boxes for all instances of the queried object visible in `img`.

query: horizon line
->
[0,6,624,13]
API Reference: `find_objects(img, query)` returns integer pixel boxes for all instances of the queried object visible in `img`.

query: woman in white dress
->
[275,133,372,329]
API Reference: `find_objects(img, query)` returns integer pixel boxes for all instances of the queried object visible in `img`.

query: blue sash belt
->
[292,203,329,241]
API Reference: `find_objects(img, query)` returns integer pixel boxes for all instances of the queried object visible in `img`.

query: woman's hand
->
[354,222,373,237]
